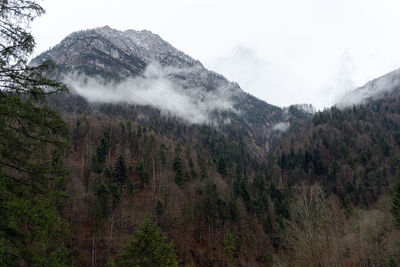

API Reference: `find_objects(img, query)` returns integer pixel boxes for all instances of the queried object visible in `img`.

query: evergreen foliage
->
[113,216,178,267]
[391,166,400,228]
[114,154,128,191]
[135,160,149,188]
[0,1,71,265]
[173,147,184,186]
[223,230,236,263]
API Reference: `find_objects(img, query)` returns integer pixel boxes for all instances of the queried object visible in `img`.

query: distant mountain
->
[33,26,311,159]
[337,67,400,107]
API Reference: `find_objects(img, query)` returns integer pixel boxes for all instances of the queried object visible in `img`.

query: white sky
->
[31,0,400,109]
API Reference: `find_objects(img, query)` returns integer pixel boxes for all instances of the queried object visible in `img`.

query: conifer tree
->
[0,1,71,265]
[391,166,400,228]
[114,154,128,192]
[95,183,111,223]
[204,182,219,227]
[173,148,184,186]
[218,157,227,177]
[113,216,178,267]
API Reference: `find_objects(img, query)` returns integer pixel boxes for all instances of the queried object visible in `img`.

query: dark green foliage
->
[173,147,184,187]
[223,230,236,263]
[197,154,208,180]
[92,133,110,174]
[126,178,134,195]
[269,183,290,226]
[204,182,219,226]
[268,97,400,208]
[95,183,111,222]
[114,154,128,191]
[0,1,71,265]
[218,157,227,177]
[187,150,197,181]
[234,170,251,208]
[109,182,121,210]
[136,160,149,188]
[391,166,400,228]
[228,198,238,221]
[113,216,178,267]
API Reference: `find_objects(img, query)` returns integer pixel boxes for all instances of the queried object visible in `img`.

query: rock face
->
[33,26,311,158]
[33,26,202,79]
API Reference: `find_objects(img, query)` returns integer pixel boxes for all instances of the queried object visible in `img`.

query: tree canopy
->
[0,0,71,265]
[113,216,178,267]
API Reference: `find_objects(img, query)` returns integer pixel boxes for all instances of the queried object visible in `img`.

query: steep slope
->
[32,26,309,159]
[31,26,327,266]
[267,79,400,207]
[338,67,400,106]
[33,26,201,78]
[29,26,400,266]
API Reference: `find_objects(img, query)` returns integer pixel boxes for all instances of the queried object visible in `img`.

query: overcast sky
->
[31,0,400,109]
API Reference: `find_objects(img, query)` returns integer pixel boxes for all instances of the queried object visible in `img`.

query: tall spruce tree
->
[0,1,71,265]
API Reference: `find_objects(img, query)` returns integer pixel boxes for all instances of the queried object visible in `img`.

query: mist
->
[272,122,290,132]
[63,63,237,124]
[336,68,400,107]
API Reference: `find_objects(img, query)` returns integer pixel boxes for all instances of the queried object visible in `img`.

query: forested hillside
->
[1,1,400,266]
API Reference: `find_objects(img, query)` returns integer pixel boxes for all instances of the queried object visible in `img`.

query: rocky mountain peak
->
[32,26,312,158]
[33,26,202,78]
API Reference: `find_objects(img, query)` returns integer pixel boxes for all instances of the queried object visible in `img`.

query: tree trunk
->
[110,213,115,249]
[92,235,96,267]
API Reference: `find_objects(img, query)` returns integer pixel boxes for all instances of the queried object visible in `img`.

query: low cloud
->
[273,122,290,132]
[63,63,238,124]
[336,68,400,107]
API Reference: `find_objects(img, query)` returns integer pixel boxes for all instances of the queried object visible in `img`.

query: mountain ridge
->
[33,26,313,159]
[337,67,400,107]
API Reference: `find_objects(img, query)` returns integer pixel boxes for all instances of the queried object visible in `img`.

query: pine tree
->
[197,154,208,180]
[391,166,400,228]
[114,154,128,192]
[173,149,184,186]
[95,183,111,223]
[113,216,178,267]
[92,134,110,174]
[218,157,227,177]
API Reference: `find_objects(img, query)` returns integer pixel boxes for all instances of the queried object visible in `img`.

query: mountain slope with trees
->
[1,1,400,266]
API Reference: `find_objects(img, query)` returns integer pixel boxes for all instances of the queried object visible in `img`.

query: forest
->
[1,1,400,266]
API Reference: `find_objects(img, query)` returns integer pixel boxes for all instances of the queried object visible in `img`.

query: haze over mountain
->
[7,0,400,266]
[33,26,314,157]
[337,67,400,107]
[9,20,400,266]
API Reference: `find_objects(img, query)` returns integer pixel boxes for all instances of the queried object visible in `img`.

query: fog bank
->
[63,63,237,124]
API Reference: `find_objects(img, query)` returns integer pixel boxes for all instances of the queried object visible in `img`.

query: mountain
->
[26,26,400,266]
[32,26,310,159]
[33,26,201,78]
[338,67,400,107]
[31,26,305,265]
